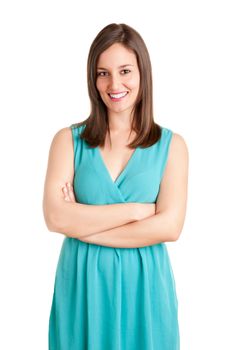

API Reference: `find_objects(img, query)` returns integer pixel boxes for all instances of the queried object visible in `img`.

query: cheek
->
[96,79,107,92]
[127,75,140,89]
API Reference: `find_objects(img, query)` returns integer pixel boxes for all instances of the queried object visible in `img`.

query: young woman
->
[43,23,188,350]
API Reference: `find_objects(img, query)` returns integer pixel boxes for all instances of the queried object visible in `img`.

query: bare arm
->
[80,211,175,248]
[77,133,189,248]
[42,127,155,238]
[49,200,138,238]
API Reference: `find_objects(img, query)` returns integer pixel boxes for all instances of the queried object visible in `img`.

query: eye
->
[97,69,131,77]
[97,71,108,77]
[121,69,131,74]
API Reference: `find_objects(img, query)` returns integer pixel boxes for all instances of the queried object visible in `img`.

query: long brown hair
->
[71,23,162,148]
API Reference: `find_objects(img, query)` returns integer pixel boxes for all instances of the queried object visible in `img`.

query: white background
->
[0,0,231,349]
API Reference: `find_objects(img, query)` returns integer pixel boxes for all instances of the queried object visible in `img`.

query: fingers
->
[62,182,76,202]
[67,182,76,202]
[62,185,70,201]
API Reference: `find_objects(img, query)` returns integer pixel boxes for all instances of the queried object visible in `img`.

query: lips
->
[108,91,129,100]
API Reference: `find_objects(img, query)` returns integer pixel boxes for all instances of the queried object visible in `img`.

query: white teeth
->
[109,92,128,99]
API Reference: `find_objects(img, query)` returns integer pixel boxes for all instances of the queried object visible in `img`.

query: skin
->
[62,182,75,202]
[96,42,140,130]
[56,43,189,247]
[61,43,154,218]
[94,43,142,184]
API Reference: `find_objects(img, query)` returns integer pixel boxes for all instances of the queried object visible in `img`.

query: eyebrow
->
[97,64,134,70]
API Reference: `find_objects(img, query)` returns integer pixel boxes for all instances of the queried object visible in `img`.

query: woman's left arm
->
[63,133,189,248]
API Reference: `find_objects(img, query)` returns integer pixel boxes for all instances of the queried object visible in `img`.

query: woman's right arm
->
[42,127,155,239]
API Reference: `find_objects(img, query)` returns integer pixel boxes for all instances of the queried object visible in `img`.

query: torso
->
[98,130,137,182]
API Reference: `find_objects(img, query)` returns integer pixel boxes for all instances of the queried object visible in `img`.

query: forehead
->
[97,43,137,68]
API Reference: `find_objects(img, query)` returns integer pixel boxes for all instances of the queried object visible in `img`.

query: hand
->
[62,182,76,203]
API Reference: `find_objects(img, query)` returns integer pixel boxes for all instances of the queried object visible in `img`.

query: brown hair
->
[71,23,162,148]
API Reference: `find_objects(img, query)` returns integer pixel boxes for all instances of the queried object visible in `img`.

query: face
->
[96,43,140,118]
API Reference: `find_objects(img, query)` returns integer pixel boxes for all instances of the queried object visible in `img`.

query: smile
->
[108,91,129,101]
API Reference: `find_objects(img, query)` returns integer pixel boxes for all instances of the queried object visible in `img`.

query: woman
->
[43,23,188,350]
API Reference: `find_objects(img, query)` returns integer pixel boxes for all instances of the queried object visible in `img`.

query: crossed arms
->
[42,127,188,248]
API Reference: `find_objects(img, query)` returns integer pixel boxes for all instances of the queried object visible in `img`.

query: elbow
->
[44,211,85,238]
[49,211,68,233]
[170,229,181,242]
[43,199,65,233]
[43,205,62,233]
[170,220,184,242]
[44,213,60,232]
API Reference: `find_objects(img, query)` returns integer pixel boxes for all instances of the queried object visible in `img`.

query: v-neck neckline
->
[96,146,139,185]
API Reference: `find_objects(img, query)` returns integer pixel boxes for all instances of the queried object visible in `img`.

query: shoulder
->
[54,126,72,137]
[53,123,84,136]
[49,127,74,155]
[170,131,188,157]
[51,126,72,144]
[52,123,85,140]
[160,127,188,154]
[51,124,86,151]
[168,131,189,171]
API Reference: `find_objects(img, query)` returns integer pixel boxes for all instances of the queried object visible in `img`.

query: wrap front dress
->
[48,123,180,349]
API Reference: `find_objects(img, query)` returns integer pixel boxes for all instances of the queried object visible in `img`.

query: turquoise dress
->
[49,124,180,349]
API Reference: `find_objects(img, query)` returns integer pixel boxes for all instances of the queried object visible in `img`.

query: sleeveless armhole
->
[159,127,173,183]
[69,125,82,170]
[70,125,78,159]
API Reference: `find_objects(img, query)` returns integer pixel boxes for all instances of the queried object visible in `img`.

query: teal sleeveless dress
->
[49,124,180,349]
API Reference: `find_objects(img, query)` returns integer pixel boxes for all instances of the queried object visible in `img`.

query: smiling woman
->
[44,22,188,350]
[95,43,140,118]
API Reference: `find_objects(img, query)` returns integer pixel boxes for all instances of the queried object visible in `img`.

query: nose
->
[108,73,122,91]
